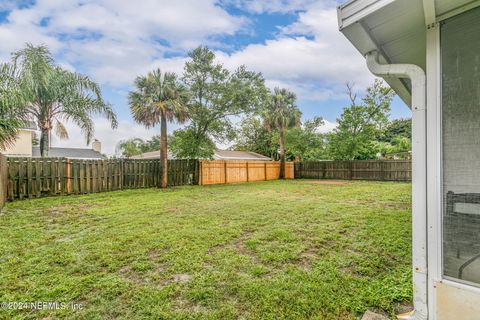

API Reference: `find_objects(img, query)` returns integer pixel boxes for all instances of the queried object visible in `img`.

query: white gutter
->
[366,51,428,320]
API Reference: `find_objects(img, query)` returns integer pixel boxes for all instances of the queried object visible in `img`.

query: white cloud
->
[216,6,374,101]
[0,0,246,85]
[318,119,337,133]
[221,0,321,14]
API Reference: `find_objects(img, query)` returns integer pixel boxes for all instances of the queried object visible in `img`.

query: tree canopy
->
[169,46,268,159]
[327,80,395,160]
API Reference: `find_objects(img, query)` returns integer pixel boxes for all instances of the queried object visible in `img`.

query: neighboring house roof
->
[131,151,175,159]
[213,149,271,161]
[31,147,105,159]
[130,149,271,161]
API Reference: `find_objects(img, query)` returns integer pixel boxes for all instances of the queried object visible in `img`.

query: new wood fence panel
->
[265,162,280,180]
[284,162,294,179]
[247,161,267,182]
[226,161,248,184]
[294,160,412,182]
[200,160,226,185]
[199,160,294,185]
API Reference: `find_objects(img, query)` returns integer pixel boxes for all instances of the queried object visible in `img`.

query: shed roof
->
[131,149,271,161]
[130,151,175,159]
[213,149,271,161]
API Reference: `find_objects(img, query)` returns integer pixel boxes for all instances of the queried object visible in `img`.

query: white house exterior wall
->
[0,129,33,156]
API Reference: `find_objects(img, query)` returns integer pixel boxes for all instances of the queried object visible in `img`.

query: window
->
[442,6,480,286]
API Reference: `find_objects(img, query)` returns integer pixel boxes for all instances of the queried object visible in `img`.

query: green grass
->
[0,180,412,319]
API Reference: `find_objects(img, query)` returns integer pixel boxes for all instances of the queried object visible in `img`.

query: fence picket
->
[294,160,411,182]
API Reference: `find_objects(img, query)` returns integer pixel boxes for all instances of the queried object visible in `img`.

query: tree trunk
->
[160,114,168,189]
[279,125,285,179]
[39,128,49,157]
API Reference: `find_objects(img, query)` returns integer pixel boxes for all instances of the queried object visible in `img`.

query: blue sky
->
[0,0,410,154]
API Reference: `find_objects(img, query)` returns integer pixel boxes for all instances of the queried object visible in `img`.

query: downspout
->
[366,51,428,320]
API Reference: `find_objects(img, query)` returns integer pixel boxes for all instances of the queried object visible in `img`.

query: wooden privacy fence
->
[294,160,411,181]
[6,158,198,201]
[0,154,7,209]
[199,160,294,185]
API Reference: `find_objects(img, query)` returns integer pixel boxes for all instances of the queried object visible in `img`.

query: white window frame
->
[428,6,480,319]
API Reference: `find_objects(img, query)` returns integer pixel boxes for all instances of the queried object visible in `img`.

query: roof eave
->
[337,0,396,30]
[337,0,416,107]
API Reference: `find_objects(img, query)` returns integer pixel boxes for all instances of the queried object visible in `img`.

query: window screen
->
[442,6,480,286]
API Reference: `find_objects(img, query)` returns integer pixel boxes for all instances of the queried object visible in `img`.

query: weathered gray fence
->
[294,160,411,181]
[0,153,7,209]
[7,157,198,201]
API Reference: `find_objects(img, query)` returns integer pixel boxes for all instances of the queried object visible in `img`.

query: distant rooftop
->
[131,151,175,159]
[131,149,271,161]
[213,149,271,161]
[32,147,105,159]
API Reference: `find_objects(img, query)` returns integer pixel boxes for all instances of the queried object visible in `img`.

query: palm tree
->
[129,69,188,189]
[0,63,26,149]
[12,43,117,156]
[263,88,302,179]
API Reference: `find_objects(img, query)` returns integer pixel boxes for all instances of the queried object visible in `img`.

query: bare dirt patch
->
[306,180,351,185]
[173,273,192,282]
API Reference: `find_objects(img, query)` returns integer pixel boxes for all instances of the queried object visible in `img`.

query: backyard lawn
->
[0,180,412,319]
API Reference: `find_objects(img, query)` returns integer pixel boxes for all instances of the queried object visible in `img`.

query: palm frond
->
[128,69,189,127]
[262,87,302,131]
[0,62,28,149]
[8,44,117,153]
[54,119,69,139]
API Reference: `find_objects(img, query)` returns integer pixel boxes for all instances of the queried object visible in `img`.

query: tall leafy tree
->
[262,88,302,178]
[11,44,117,156]
[129,69,188,188]
[169,128,216,159]
[327,80,394,160]
[140,135,161,152]
[173,46,267,158]
[233,117,277,158]
[115,138,145,158]
[283,116,327,161]
[234,116,326,161]
[378,118,411,143]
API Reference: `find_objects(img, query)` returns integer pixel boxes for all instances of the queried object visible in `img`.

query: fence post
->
[198,160,202,185]
[224,161,228,184]
[65,158,71,194]
[380,160,385,181]
[349,161,353,180]
[0,154,7,211]
[246,162,249,182]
